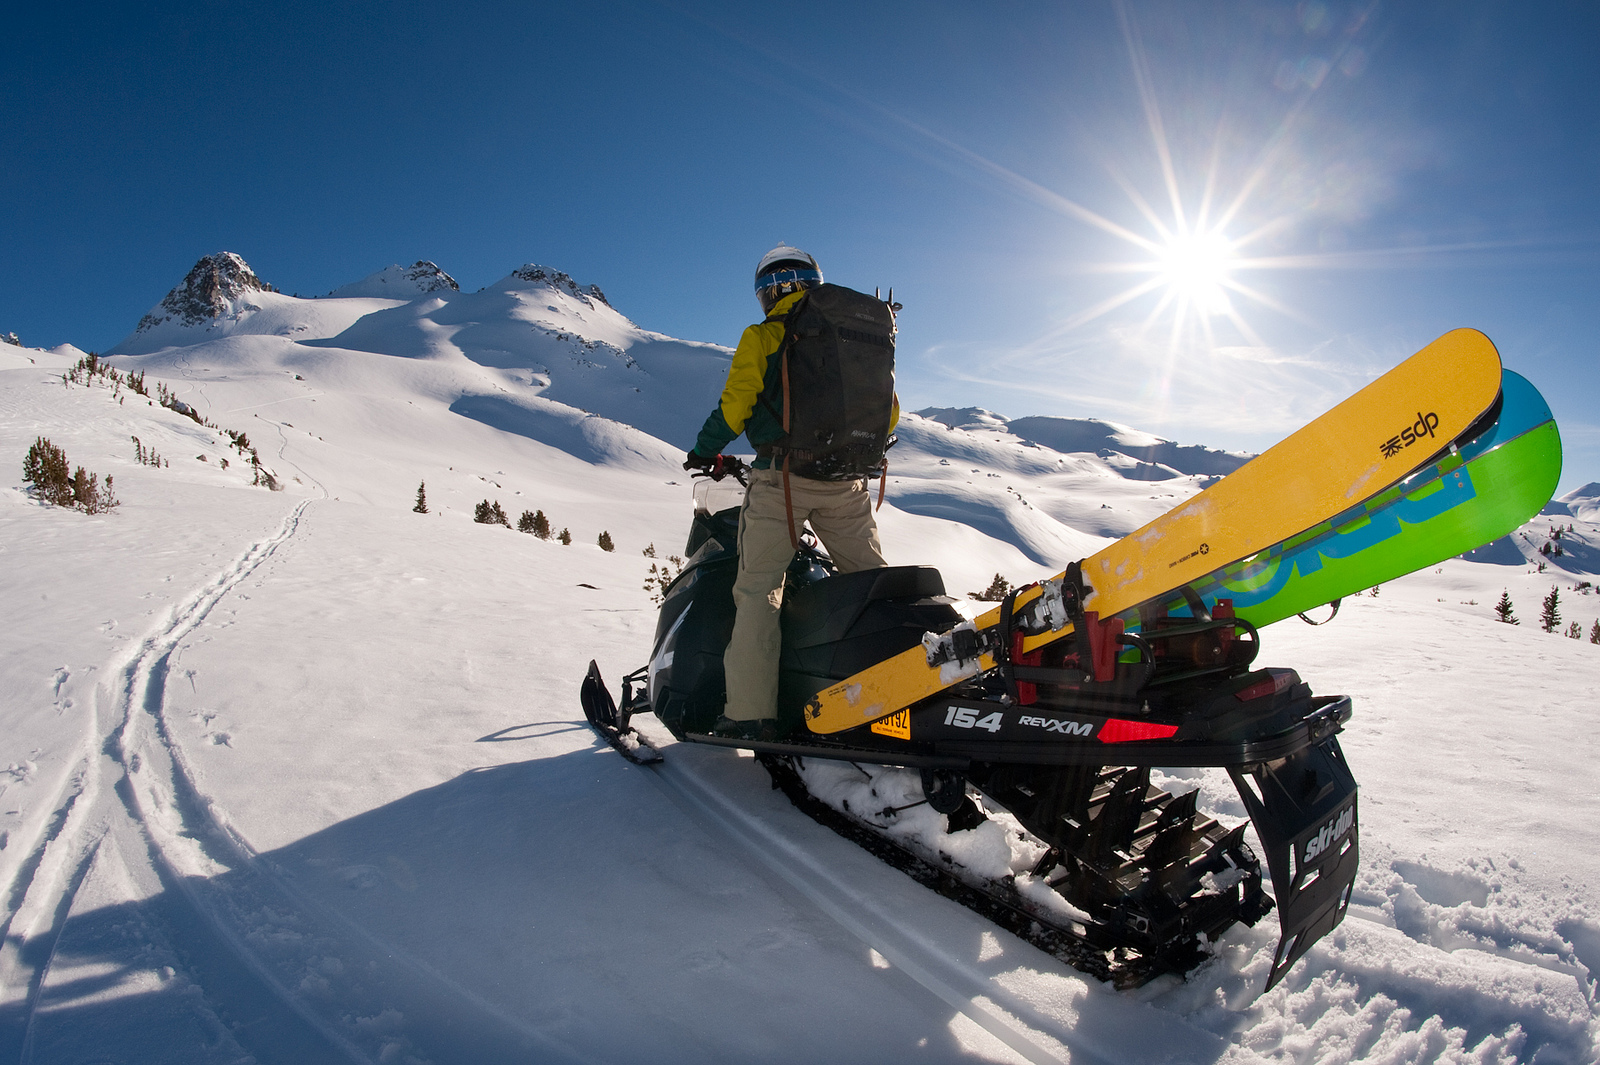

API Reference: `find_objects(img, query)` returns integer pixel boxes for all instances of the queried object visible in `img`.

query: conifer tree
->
[413,481,428,514]
[517,509,537,534]
[1493,590,1519,625]
[490,501,509,527]
[1540,585,1562,633]
[22,437,117,512]
[642,543,657,558]
[474,500,494,524]
[531,509,551,539]
[644,554,686,605]
[968,574,1011,601]
[597,531,614,552]
[23,437,72,505]
[558,527,572,545]
[1590,619,1599,645]
[1566,621,1582,639]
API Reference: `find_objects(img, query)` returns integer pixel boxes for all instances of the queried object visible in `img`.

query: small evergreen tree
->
[1566,621,1582,639]
[644,554,686,605]
[642,542,657,558]
[490,501,509,526]
[1590,619,1599,645]
[473,500,495,524]
[1493,590,1519,625]
[22,437,118,513]
[1540,585,1562,633]
[969,573,1012,602]
[517,509,537,534]
[597,531,614,552]
[413,481,428,514]
[558,527,572,545]
[23,437,72,505]
[1368,584,1381,597]
[531,510,551,539]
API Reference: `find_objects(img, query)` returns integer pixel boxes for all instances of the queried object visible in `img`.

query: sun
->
[1155,229,1237,317]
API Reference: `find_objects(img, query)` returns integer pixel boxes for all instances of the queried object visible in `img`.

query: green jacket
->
[693,289,899,469]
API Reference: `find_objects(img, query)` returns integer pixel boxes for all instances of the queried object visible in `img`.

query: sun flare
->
[1155,230,1237,317]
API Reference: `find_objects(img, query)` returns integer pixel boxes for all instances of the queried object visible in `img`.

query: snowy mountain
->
[3,255,1599,1063]
[1549,481,1600,523]
[918,407,1253,480]
[324,260,460,299]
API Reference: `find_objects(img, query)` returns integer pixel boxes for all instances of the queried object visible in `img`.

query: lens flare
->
[1156,230,1236,317]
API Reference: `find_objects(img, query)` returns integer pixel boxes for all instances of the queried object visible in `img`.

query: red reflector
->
[1098,719,1180,743]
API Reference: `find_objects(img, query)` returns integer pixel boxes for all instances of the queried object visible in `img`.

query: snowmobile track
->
[636,737,1236,1065]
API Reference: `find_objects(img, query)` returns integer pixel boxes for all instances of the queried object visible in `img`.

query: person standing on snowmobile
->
[684,245,899,740]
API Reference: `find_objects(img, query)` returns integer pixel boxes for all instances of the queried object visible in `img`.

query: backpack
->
[763,284,897,481]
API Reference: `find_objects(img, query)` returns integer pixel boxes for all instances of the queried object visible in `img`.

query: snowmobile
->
[582,461,1359,990]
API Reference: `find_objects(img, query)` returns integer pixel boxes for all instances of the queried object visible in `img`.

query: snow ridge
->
[510,264,609,307]
[917,406,1251,480]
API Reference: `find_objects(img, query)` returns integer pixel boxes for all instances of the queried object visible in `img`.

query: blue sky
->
[5,0,1597,492]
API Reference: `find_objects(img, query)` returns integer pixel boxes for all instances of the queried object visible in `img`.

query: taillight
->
[1099,718,1180,743]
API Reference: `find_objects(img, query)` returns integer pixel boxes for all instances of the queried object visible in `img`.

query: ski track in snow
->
[2,497,646,1063]
[1,501,356,1061]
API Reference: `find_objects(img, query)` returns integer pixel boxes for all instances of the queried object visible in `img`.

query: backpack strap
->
[780,348,800,550]
[755,293,811,439]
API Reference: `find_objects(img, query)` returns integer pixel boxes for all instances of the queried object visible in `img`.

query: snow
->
[2,264,1598,1062]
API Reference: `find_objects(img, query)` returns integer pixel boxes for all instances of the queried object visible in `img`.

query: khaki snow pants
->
[723,468,887,722]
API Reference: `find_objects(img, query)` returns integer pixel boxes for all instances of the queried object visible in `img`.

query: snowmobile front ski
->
[581,661,662,765]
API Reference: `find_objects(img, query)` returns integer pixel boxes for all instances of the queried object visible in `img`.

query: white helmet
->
[754,244,823,313]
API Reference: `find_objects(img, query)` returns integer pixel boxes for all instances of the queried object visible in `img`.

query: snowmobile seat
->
[866,566,946,601]
[778,566,960,720]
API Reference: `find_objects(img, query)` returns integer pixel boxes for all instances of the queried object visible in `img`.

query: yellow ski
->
[805,328,1504,734]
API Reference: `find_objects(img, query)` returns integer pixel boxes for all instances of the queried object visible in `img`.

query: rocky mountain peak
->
[398,261,458,293]
[510,264,609,307]
[326,261,460,299]
[138,252,275,332]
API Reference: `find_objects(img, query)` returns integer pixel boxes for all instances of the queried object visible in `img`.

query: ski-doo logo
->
[1379,411,1440,459]
[1168,542,1210,569]
[1019,715,1096,736]
[1302,803,1355,864]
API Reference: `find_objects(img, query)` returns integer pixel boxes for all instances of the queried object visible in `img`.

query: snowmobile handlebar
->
[690,454,749,486]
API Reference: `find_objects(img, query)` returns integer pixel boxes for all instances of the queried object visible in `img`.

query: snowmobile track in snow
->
[638,740,1155,1065]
